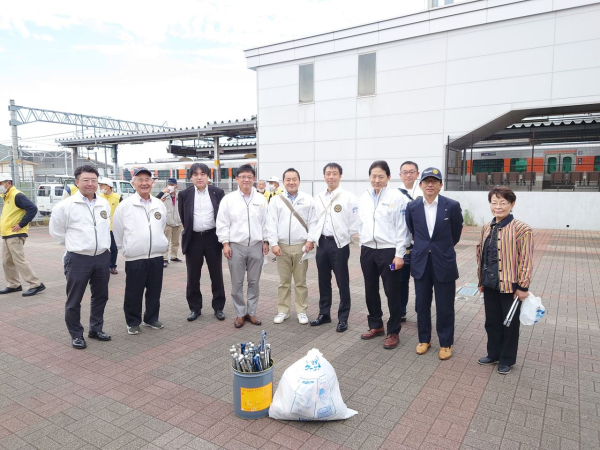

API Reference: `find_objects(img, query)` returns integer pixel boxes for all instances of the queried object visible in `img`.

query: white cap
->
[98,177,114,187]
[0,173,12,182]
[268,176,279,183]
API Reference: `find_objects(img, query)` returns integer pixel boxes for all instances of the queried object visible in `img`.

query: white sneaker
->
[297,313,309,324]
[273,313,289,324]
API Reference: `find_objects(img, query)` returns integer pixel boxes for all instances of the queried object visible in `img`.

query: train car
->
[121,157,257,182]
[461,142,600,190]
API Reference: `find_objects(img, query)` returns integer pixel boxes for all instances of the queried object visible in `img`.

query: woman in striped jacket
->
[476,186,534,375]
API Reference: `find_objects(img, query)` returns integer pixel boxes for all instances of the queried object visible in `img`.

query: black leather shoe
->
[400,316,407,323]
[22,283,45,297]
[0,286,22,294]
[478,356,499,365]
[336,321,348,332]
[72,336,87,349]
[187,310,201,321]
[170,258,183,262]
[214,310,225,321]
[310,315,332,326]
[163,260,169,268]
[88,331,111,341]
[498,365,512,374]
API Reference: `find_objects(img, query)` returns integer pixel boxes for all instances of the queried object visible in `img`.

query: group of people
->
[0,159,534,374]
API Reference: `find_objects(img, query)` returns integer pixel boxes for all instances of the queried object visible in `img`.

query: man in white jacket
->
[112,168,168,335]
[358,161,411,349]
[309,163,359,332]
[266,168,317,325]
[216,164,269,328]
[49,165,112,349]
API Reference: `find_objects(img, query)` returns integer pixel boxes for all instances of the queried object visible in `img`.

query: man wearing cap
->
[0,173,45,296]
[49,165,112,349]
[268,176,283,199]
[178,163,227,322]
[112,168,168,335]
[405,167,463,360]
[216,164,269,328]
[99,177,123,274]
[157,178,182,268]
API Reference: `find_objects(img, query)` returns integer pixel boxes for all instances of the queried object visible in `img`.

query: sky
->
[0,0,429,164]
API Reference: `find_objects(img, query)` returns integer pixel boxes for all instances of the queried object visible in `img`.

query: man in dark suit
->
[178,163,226,322]
[405,167,463,360]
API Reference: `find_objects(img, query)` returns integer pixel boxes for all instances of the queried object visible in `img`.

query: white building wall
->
[251,0,600,228]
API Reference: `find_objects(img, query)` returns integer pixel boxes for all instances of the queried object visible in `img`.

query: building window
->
[299,64,314,103]
[358,53,376,96]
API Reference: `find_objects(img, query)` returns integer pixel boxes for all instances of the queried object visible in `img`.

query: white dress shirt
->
[193,187,215,232]
[423,196,438,238]
[321,190,335,236]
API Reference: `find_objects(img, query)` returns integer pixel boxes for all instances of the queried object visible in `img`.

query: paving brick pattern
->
[0,226,598,449]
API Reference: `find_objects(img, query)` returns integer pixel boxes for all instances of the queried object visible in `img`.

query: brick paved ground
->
[0,226,598,450]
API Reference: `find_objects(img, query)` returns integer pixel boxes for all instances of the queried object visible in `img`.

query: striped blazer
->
[476,215,534,294]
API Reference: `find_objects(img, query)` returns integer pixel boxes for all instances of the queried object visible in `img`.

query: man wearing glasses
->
[216,164,269,328]
[178,163,227,322]
[405,167,463,360]
[50,165,112,349]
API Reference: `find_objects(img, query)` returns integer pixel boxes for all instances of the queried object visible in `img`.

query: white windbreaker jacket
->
[358,186,411,257]
[112,193,168,261]
[216,189,268,246]
[49,191,111,256]
[266,190,317,248]
[309,187,360,248]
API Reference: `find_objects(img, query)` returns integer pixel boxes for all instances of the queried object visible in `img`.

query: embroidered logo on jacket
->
[334,204,342,213]
[100,211,108,219]
[154,212,162,220]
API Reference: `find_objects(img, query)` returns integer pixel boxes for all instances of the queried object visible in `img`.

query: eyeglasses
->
[400,171,417,176]
[421,179,441,185]
[78,178,98,184]
[491,202,510,207]
[237,176,254,180]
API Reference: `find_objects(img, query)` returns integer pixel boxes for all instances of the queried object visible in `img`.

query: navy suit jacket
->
[178,185,225,255]
[405,194,463,283]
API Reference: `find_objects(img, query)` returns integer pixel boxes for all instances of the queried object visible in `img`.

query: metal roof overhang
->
[450,102,600,150]
[56,119,257,147]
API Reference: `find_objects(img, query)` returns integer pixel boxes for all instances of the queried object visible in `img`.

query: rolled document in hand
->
[301,245,316,262]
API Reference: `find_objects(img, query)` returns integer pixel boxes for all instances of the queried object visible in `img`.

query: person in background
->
[99,177,122,275]
[406,167,463,361]
[268,176,283,198]
[178,163,227,322]
[216,164,269,328]
[308,162,359,333]
[0,173,45,296]
[397,160,422,321]
[267,168,317,325]
[157,178,183,268]
[477,186,533,375]
[358,161,411,349]
[257,180,271,203]
[113,168,168,335]
[49,165,111,349]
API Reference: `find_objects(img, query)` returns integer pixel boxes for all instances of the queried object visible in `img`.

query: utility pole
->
[9,100,20,185]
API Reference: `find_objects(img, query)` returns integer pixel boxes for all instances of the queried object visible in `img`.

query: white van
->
[113,180,136,199]
[37,184,64,215]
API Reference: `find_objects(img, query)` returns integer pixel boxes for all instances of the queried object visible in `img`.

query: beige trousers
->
[2,237,41,288]
[163,225,182,259]
[276,242,308,314]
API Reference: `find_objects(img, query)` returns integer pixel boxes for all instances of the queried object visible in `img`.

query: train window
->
[562,157,572,173]
[473,159,504,175]
[157,170,170,179]
[547,157,557,174]
[595,156,600,171]
[299,64,314,103]
[221,168,230,179]
[510,158,527,172]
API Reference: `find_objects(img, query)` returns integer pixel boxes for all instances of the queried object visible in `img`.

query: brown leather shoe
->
[110,268,118,275]
[383,333,399,349]
[244,314,262,325]
[416,342,431,355]
[234,317,245,328]
[439,346,452,360]
[360,327,385,340]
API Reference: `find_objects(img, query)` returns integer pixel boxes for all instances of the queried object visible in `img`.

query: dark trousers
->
[316,236,351,322]
[185,229,226,313]
[399,262,410,317]
[360,246,403,335]
[64,250,110,338]
[124,256,163,326]
[483,287,521,366]
[109,231,118,268]
[414,254,456,347]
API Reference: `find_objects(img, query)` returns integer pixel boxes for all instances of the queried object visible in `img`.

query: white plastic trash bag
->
[269,348,357,421]
[519,292,546,326]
